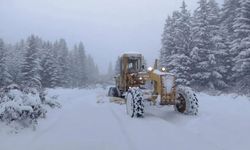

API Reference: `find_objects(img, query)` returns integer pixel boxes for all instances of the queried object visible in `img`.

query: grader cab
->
[108,53,199,118]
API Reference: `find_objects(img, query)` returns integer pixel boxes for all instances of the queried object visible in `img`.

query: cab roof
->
[121,52,142,58]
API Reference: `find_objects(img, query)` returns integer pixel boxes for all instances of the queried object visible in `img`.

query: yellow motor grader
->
[108,53,198,117]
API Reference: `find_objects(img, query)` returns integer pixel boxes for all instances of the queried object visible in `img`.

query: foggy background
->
[0,0,223,73]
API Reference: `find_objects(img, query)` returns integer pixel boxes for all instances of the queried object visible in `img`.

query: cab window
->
[128,58,140,73]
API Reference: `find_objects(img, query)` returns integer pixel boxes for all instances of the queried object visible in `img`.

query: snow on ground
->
[0,87,249,150]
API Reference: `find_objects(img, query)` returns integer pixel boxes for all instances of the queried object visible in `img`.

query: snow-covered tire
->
[175,86,199,115]
[126,87,144,118]
[108,87,120,97]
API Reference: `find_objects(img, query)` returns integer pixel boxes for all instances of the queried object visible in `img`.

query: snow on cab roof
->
[121,52,142,57]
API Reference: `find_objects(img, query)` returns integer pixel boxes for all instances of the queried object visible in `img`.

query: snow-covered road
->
[0,88,249,150]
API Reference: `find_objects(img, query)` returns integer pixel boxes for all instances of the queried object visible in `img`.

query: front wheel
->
[108,87,120,97]
[126,87,144,118]
[175,86,199,115]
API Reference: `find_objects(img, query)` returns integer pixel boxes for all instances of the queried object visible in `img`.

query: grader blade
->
[109,97,126,105]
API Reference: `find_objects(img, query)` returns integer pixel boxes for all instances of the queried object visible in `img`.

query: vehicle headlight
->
[147,67,153,71]
[139,77,143,80]
[161,67,166,72]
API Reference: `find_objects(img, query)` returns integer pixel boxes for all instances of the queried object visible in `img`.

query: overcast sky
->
[0,0,223,73]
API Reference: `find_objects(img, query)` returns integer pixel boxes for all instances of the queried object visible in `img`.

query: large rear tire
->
[126,87,144,118]
[175,86,199,115]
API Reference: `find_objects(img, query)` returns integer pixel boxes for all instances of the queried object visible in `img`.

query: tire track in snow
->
[145,109,226,150]
[109,106,137,150]
[109,101,225,150]
[31,109,65,143]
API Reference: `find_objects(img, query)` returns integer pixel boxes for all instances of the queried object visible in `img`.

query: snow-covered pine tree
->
[207,0,220,26]
[0,35,99,88]
[53,39,70,87]
[191,0,221,90]
[176,1,193,55]
[221,0,240,43]
[6,40,25,85]
[160,15,176,68]
[40,41,59,88]
[86,55,99,84]
[220,0,241,89]
[0,39,12,87]
[67,45,78,87]
[160,2,193,86]
[77,42,87,87]
[171,2,193,85]
[220,0,240,87]
[211,27,230,90]
[231,0,250,94]
[206,0,229,90]
[21,35,41,89]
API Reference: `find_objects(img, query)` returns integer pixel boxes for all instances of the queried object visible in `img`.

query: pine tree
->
[231,0,250,94]
[21,35,41,88]
[160,11,180,68]
[176,1,193,55]
[207,0,229,90]
[220,0,241,87]
[77,42,87,87]
[160,2,193,86]
[221,0,240,43]
[86,55,99,84]
[0,39,12,87]
[160,16,176,68]
[53,39,70,87]
[207,0,220,26]
[172,1,193,85]
[0,35,100,88]
[40,42,59,88]
[6,40,25,85]
[191,0,218,90]
[67,45,79,87]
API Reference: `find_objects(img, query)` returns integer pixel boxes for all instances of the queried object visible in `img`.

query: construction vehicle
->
[108,52,199,117]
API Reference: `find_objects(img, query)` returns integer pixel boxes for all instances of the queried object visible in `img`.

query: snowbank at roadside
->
[0,84,60,132]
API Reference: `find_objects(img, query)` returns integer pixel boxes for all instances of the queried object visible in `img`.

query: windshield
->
[128,57,141,73]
